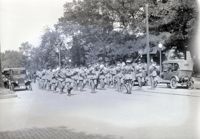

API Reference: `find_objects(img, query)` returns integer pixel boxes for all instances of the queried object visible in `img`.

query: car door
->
[162,63,173,80]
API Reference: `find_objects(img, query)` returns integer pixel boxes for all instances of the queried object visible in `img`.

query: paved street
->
[0,84,200,139]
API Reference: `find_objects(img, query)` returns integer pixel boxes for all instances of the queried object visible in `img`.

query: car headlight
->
[16,81,19,84]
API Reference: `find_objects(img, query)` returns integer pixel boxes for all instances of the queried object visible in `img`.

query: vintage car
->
[158,59,193,89]
[2,68,32,91]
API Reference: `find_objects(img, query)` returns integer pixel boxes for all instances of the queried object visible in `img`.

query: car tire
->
[10,84,15,91]
[154,81,158,88]
[188,80,194,90]
[29,85,32,91]
[170,78,177,89]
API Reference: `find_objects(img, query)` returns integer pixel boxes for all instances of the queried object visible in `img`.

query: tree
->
[1,51,25,68]
[71,36,86,66]
[62,0,197,42]
[19,42,33,71]
[26,0,198,69]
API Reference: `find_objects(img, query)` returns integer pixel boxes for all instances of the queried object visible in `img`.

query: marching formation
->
[36,60,159,95]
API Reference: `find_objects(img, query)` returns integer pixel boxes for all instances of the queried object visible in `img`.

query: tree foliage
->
[1,51,25,69]
[55,0,198,66]
[7,0,197,71]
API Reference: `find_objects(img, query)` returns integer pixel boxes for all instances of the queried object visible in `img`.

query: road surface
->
[0,84,200,139]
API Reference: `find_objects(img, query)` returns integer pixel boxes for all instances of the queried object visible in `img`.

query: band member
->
[123,59,134,94]
[149,61,158,88]
[98,64,106,89]
[115,66,123,92]
[87,67,98,93]
[136,59,145,88]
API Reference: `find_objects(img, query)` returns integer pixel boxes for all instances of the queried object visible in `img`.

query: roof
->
[163,59,191,64]
[141,47,158,55]
[163,59,193,70]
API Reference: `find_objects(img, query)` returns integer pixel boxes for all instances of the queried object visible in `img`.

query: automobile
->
[2,67,32,91]
[157,59,193,89]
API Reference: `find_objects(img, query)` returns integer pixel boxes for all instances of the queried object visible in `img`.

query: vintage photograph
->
[0,0,200,138]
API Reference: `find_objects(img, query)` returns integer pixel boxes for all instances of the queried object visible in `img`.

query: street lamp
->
[158,43,163,74]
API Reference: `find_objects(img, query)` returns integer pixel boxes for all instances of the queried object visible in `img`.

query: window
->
[173,63,179,71]
[12,69,26,75]
[163,63,173,72]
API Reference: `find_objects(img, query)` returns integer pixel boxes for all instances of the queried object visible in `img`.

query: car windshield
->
[163,63,179,72]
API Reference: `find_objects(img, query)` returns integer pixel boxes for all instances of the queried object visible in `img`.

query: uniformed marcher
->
[87,67,98,93]
[110,66,117,88]
[57,69,66,93]
[50,71,59,92]
[136,59,144,88]
[123,59,135,94]
[64,68,74,95]
[105,67,112,88]
[72,68,79,91]
[76,67,85,91]
[115,66,123,92]
[149,61,158,88]
[98,64,106,89]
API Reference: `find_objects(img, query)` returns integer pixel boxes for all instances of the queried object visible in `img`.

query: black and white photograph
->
[0,0,200,138]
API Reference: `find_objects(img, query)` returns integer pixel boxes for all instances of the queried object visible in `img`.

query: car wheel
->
[170,78,177,89]
[154,81,158,88]
[29,85,32,91]
[188,80,194,90]
[10,84,15,91]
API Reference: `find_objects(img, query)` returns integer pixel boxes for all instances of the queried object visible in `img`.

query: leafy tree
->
[71,36,86,66]
[26,0,198,69]
[1,51,25,69]
[62,0,197,42]
[19,42,33,71]
[37,28,71,69]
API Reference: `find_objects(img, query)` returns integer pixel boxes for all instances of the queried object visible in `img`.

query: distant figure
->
[149,61,159,88]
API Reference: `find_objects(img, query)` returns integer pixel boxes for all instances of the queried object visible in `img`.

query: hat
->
[121,62,126,67]
[126,58,132,63]
[100,64,104,69]
[138,59,141,63]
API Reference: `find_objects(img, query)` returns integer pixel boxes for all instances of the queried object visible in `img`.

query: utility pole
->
[0,42,3,87]
[145,3,150,76]
[59,42,61,69]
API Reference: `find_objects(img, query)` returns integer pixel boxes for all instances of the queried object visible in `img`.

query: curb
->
[0,89,18,99]
[0,94,18,99]
[141,88,200,97]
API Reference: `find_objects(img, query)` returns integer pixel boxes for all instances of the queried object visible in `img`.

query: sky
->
[0,0,71,52]
[0,0,200,53]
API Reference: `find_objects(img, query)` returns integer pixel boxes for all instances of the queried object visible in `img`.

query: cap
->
[126,58,132,63]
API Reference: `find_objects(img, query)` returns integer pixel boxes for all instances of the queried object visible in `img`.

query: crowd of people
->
[35,59,160,95]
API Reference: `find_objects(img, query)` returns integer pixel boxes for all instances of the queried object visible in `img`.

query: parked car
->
[2,67,32,91]
[158,59,193,89]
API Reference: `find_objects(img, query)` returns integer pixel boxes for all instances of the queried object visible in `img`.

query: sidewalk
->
[139,85,200,97]
[0,88,17,99]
